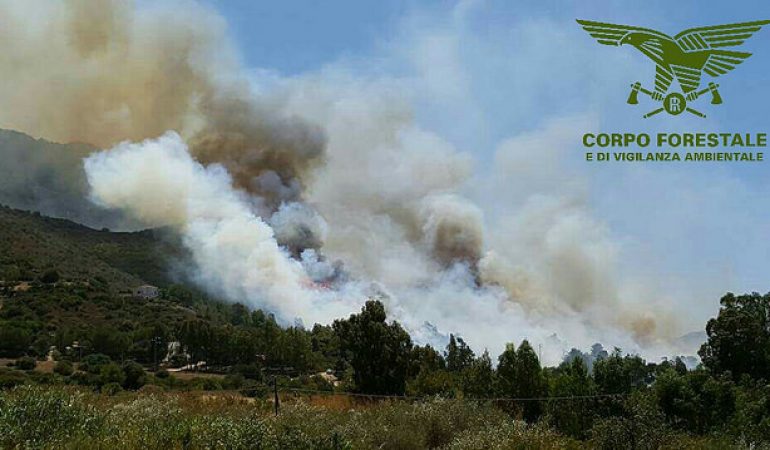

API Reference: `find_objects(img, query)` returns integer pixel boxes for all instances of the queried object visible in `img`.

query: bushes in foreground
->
[0,386,572,449]
[1,386,766,450]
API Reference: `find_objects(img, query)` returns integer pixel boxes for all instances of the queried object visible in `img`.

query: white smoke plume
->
[267,80,682,361]
[84,132,356,325]
[2,0,692,364]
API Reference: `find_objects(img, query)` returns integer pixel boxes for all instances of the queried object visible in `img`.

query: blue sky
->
[203,0,770,327]
[209,0,770,149]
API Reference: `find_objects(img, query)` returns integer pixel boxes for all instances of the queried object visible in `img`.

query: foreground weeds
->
[0,386,757,449]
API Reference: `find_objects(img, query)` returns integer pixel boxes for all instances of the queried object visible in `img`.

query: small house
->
[134,284,159,299]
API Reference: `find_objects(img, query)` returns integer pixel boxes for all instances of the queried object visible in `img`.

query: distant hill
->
[0,205,185,290]
[0,128,136,230]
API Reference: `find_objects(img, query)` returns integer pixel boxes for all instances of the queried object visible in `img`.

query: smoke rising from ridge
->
[2,0,690,363]
[84,131,357,324]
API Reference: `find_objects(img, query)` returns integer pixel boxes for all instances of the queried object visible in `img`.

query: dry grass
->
[164,369,226,381]
[0,358,55,373]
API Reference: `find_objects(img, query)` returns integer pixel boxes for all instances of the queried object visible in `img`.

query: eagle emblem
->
[577,19,770,117]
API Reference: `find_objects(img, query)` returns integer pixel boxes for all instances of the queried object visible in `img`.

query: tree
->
[229,303,250,326]
[252,310,281,360]
[594,349,650,394]
[496,343,518,397]
[410,345,445,376]
[128,323,170,365]
[277,327,314,372]
[699,292,770,381]
[333,300,413,395]
[445,334,475,372]
[654,368,736,434]
[409,369,456,397]
[590,391,670,450]
[514,340,546,422]
[407,345,453,397]
[206,325,235,366]
[311,324,340,370]
[0,326,31,357]
[178,319,213,368]
[461,350,496,398]
[548,357,596,438]
[90,327,130,361]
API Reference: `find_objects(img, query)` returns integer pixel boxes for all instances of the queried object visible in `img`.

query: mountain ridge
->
[0,204,184,291]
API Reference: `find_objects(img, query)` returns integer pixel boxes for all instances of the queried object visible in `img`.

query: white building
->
[134,284,159,299]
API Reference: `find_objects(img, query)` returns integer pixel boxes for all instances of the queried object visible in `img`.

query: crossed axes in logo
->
[627,82,723,118]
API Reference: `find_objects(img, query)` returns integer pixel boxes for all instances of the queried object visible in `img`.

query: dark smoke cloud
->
[189,90,326,208]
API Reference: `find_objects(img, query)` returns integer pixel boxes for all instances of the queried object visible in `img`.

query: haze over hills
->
[0,129,136,231]
[0,204,183,291]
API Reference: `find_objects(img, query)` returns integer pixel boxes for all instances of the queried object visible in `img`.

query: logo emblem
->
[577,19,770,118]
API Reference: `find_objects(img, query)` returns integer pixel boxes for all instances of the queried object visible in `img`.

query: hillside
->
[0,206,223,363]
[0,207,334,383]
[0,205,185,290]
[0,129,136,230]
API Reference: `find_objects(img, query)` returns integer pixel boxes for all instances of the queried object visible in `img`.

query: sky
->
[205,0,770,158]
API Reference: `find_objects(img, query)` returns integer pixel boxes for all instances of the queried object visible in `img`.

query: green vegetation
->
[0,205,182,290]
[0,386,758,450]
[1,206,770,448]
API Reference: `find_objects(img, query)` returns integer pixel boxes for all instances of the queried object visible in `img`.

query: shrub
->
[200,378,222,391]
[15,356,36,371]
[223,373,245,389]
[0,386,101,448]
[189,415,272,449]
[54,360,74,376]
[99,396,189,448]
[444,421,577,450]
[1,264,20,282]
[28,371,57,385]
[101,382,123,395]
[241,383,269,398]
[39,269,60,284]
[591,392,670,450]
[0,386,756,449]
[169,354,187,368]
[0,369,27,389]
[80,353,112,374]
[70,370,100,386]
[232,363,263,381]
[99,363,125,386]
[122,361,147,390]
